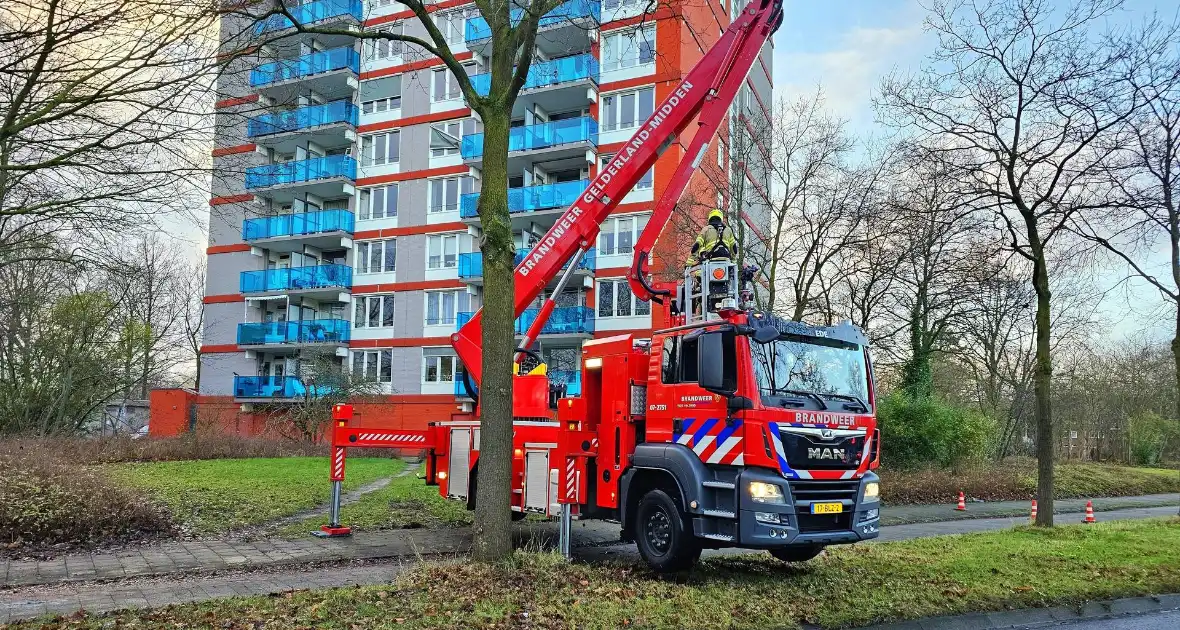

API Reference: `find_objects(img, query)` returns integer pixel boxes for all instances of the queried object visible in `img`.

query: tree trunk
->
[1172,314,1180,423]
[1031,250,1055,526]
[472,111,515,562]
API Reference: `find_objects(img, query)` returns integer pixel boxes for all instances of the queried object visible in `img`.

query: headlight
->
[749,481,785,504]
[862,482,879,502]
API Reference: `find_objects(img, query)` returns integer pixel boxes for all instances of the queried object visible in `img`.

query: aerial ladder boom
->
[451,0,784,385]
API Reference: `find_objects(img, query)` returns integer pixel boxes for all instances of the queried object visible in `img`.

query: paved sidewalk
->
[0,560,411,625]
[880,493,1179,525]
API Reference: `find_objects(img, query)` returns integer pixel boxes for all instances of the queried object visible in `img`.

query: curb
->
[858,593,1180,629]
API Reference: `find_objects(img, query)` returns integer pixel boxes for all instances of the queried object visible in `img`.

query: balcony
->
[457,311,474,330]
[240,264,352,295]
[242,209,354,247]
[234,375,330,400]
[247,101,358,152]
[254,0,363,35]
[515,305,594,336]
[250,47,359,100]
[466,1,600,55]
[457,252,482,279]
[461,117,598,161]
[237,319,351,347]
[461,179,588,218]
[469,54,598,97]
[245,154,356,196]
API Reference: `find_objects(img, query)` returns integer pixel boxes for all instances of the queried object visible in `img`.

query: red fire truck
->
[324,0,881,571]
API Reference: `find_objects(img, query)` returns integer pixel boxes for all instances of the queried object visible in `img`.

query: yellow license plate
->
[811,502,844,514]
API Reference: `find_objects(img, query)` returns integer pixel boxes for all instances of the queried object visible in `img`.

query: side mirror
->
[697,331,737,397]
[753,325,779,344]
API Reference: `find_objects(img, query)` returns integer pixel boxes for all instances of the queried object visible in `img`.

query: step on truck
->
[323,0,882,571]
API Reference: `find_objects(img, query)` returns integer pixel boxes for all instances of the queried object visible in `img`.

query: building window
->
[361,95,401,114]
[603,0,647,11]
[601,86,654,132]
[428,176,474,213]
[433,7,477,45]
[599,154,653,190]
[364,23,403,61]
[359,184,398,220]
[426,233,467,269]
[423,348,459,383]
[430,118,479,157]
[432,67,463,102]
[355,239,396,274]
[598,214,649,256]
[597,278,650,318]
[425,290,470,326]
[354,294,395,329]
[360,130,400,167]
[602,25,655,72]
[352,349,393,382]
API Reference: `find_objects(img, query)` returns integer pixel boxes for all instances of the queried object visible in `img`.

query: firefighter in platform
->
[686,208,739,268]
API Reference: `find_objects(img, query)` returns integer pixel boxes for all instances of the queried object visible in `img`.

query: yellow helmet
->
[708,208,724,222]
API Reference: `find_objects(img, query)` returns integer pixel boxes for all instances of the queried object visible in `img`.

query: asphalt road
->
[1051,609,1180,629]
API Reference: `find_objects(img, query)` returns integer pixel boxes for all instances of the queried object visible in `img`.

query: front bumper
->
[735,469,880,548]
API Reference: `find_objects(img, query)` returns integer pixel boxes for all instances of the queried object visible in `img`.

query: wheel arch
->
[620,443,711,540]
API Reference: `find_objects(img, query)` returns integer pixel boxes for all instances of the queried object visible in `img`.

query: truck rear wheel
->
[634,488,701,572]
[768,544,824,563]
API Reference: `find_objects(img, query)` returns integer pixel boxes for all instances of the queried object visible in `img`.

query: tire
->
[768,544,825,563]
[634,489,701,572]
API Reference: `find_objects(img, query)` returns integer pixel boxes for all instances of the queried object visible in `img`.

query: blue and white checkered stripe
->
[768,422,809,480]
[673,418,745,465]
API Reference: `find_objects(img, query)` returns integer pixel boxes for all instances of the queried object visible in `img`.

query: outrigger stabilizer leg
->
[314,404,353,538]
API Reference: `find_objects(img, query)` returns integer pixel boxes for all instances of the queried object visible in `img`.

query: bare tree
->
[180,259,207,390]
[761,91,853,315]
[0,0,219,268]
[877,0,1137,526]
[1070,17,1180,420]
[261,349,385,443]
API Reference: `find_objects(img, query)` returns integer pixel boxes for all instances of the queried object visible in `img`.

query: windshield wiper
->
[816,392,869,412]
[768,388,827,409]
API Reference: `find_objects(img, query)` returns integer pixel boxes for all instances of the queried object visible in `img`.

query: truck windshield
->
[751,334,869,410]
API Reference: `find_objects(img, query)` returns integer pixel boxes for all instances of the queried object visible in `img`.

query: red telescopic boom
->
[451,0,784,385]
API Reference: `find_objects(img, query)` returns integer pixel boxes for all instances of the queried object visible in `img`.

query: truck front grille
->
[789,480,859,502]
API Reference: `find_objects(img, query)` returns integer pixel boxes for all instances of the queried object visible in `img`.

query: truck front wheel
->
[769,544,824,563]
[634,489,701,572]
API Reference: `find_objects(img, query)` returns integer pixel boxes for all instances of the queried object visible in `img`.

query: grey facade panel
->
[209,200,252,249]
[203,302,245,346]
[200,352,256,396]
[207,251,260,296]
[390,347,422,395]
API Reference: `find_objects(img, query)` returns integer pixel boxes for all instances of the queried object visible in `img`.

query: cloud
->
[772,15,929,132]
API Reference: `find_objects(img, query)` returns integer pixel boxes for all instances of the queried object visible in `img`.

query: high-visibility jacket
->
[686,222,739,266]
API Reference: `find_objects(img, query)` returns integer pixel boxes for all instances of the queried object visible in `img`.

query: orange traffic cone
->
[955,491,967,511]
[1030,500,1038,522]
[1082,500,1096,524]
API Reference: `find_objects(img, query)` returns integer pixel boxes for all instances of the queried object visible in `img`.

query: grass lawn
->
[274,464,470,538]
[881,460,1180,504]
[23,518,1180,629]
[108,457,403,535]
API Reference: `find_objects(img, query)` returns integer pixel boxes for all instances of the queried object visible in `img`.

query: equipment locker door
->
[524,451,549,512]
[448,428,471,499]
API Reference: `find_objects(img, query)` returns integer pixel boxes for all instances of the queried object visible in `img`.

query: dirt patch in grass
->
[273,463,470,538]
[19,518,1180,629]
[880,459,1180,504]
[0,454,174,558]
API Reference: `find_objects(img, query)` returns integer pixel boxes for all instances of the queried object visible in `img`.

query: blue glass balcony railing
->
[243,209,354,241]
[247,101,358,138]
[461,179,588,218]
[237,319,351,345]
[240,264,353,293]
[250,47,360,88]
[245,155,356,190]
[459,247,593,279]
[254,0,363,35]
[457,252,482,279]
[234,375,332,399]
[454,371,472,398]
[453,307,592,335]
[547,369,582,396]
[515,305,594,335]
[470,54,598,97]
[465,0,601,43]
[461,117,598,160]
